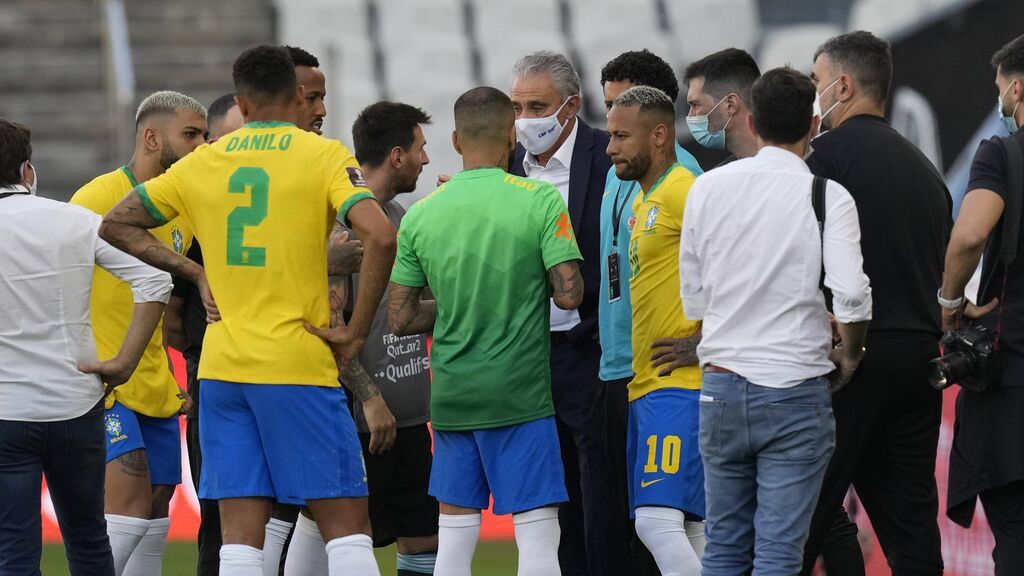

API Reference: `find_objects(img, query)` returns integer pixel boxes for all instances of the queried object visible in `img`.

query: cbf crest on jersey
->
[645,206,659,230]
[171,228,184,254]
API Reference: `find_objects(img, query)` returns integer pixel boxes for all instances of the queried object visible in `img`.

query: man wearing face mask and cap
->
[798,31,953,576]
[508,51,616,576]
[683,48,761,166]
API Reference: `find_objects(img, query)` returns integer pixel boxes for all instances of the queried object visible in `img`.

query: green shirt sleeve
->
[390,216,427,287]
[537,183,583,269]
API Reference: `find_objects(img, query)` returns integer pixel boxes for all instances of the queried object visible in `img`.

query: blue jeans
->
[699,373,835,576]
[0,403,113,575]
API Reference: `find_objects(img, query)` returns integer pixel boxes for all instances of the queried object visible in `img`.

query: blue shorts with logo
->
[198,379,368,505]
[429,416,567,516]
[104,401,182,485]
[627,388,706,518]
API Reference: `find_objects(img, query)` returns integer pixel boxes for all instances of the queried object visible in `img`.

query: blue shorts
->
[198,380,368,505]
[429,416,567,516]
[104,402,182,485]
[627,388,706,518]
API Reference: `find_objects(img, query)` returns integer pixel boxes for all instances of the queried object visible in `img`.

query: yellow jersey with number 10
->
[71,167,193,417]
[137,121,375,387]
[628,163,702,402]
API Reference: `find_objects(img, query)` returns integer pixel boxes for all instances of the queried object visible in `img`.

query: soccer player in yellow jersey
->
[98,45,397,576]
[70,90,207,575]
[606,85,706,576]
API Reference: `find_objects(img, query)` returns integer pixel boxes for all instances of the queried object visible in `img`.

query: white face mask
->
[515,98,572,155]
[813,78,842,123]
[21,161,37,195]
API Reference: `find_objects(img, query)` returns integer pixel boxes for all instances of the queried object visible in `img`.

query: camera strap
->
[812,176,827,290]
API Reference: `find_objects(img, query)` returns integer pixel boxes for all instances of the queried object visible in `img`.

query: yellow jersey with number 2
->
[71,166,192,418]
[136,121,375,387]
[628,163,702,402]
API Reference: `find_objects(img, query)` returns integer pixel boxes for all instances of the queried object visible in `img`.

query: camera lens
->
[927,358,953,390]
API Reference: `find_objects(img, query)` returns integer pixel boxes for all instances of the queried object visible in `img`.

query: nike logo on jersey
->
[640,478,665,488]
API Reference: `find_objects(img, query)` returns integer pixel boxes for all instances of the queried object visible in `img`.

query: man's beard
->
[159,144,180,171]
[618,146,652,182]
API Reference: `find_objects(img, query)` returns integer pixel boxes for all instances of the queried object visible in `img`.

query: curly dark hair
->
[285,45,320,69]
[232,45,296,104]
[601,49,680,103]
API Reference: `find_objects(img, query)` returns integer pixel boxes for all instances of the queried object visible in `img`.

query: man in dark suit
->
[509,51,626,576]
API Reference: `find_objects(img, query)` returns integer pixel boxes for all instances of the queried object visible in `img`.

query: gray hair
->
[135,90,207,126]
[613,85,672,108]
[512,51,581,99]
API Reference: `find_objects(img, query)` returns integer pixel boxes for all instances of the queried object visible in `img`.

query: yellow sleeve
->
[69,181,118,216]
[667,168,698,230]
[326,142,375,224]
[137,164,187,225]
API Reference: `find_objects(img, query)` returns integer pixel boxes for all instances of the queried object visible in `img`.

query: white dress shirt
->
[523,118,581,331]
[0,191,172,421]
[679,146,872,388]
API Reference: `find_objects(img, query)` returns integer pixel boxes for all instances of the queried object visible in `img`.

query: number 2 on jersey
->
[227,167,268,267]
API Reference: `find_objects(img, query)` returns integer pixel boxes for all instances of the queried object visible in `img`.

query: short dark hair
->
[601,49,679,103]
[992,34,1024,76]
[0,120,32,187]
[683,48,760,105]
[751,67,816,145]
[352,102,432,167]
[285,45,320,69]
[232,45,297,105]
[454,87,514,143]
[814,31,892,105]
[207,93,238,128]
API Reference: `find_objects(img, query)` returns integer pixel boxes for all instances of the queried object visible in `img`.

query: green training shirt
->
[391,168,583,431]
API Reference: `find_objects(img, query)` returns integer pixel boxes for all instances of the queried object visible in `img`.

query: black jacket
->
[512,117,611,342]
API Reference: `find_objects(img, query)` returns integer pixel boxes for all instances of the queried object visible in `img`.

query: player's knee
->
[634,506,685,546]
[396,534,439,554]
[150,484,176,518]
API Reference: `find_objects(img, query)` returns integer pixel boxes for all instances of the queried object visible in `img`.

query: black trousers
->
[185,355,222,576]
[802,335,944,576]
[979,480,1024,575]
[602,376,661,576]
[0,403,113,576]
[551,334,632,576]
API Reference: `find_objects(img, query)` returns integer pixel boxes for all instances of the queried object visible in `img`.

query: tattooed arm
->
[548,260,584,310]
[100,191,220,321]
[387,283,437,337]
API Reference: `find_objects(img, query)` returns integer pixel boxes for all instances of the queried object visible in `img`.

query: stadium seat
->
[385,36,473,102]
[479,33,570,90]
[665,0,760,64]
[375,0,465,52]
[473,0,568,88]
[848,0,931,38]
[758,24,843,72]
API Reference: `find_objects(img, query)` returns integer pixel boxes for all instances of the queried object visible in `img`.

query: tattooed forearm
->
[387,283,436,336]
[548,261,584,309]
[118,449,149,478]
[339,358,381,402]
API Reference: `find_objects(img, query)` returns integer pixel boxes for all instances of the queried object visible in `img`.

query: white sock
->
[512,507,560,576]
[122,517,170,575]
[325,534,380,576]
[221,544,264,576]
[396,551,437,574]
[634,507,701,576]
[263,517,295,576]
[283,513,328,576]
[685,520,706,560]
[106,514,150,575]
[434,513,481,576]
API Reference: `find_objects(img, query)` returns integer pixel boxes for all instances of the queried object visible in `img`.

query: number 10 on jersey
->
[227,167,269,267]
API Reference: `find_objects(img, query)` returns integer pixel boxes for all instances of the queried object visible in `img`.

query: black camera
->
[927,324,1000,393]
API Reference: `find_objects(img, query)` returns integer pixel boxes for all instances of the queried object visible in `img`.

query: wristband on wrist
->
[937,288,964,310]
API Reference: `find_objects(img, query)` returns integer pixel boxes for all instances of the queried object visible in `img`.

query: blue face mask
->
[686,95,732,150]
[999,80,1020,134]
